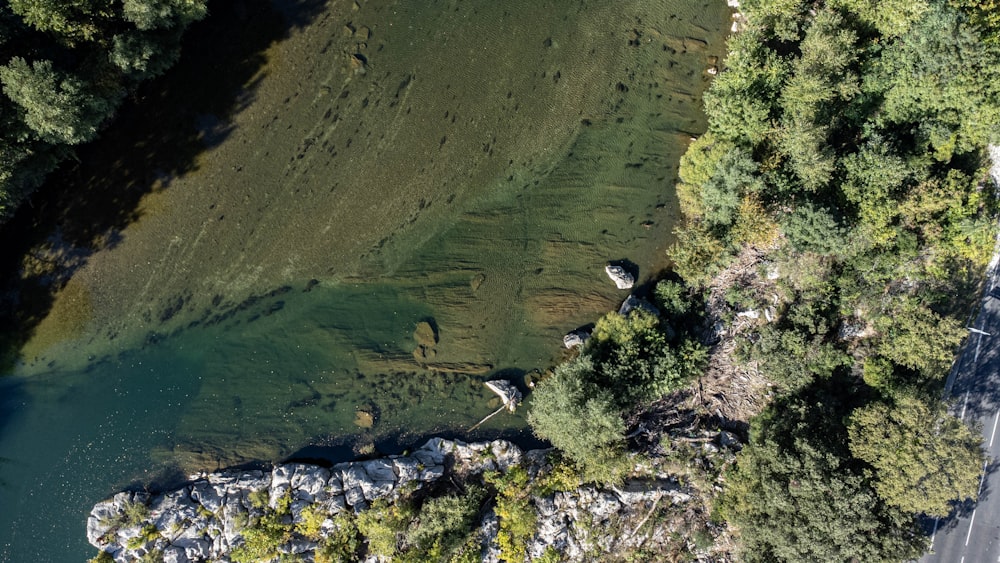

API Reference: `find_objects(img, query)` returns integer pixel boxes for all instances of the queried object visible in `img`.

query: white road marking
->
[991,411,1000,448]
[966,510,976,546]
[930,516,939,547]
[975,334,984,363]
[979,460,989,496]
[963,390,972,420]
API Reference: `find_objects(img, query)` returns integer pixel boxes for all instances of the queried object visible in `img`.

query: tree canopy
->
[0,0,208,218]
[673,0,997,559]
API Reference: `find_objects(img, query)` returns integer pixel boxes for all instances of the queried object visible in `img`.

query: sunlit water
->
[0,0,729,560]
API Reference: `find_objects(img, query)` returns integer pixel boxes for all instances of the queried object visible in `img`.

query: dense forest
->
[529,0,1000,560]
[0,0,207,219]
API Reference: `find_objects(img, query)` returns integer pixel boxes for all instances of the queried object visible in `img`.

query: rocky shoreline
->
[88,436,728,562]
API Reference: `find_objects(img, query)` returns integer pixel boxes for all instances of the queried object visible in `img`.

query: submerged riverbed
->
[0,0,729,559]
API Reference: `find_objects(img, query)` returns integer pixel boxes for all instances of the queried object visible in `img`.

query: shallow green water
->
[0,0,729,560]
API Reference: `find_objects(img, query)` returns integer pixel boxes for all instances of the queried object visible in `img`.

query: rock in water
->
[353,409,375,428]
[605,264,635,290]
[484,380,522,413]
[413,321,438,347]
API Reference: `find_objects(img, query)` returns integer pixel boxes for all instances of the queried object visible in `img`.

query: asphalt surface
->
[923,251,1000,563]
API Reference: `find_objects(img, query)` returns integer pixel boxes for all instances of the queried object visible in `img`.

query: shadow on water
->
[0,0,327,373]
[123,426,550,497]
[0,377,24,472]
[284,426,550,467]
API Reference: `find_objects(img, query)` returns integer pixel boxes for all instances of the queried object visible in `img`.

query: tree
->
[527,356,629,483]
[703,29,787,146]
[109,31,180,79]
[669,221,728,287]
[779,203,845,254]
[746,325,851,391]
[701,148,762,227]
[121,0,207,31]
[869,7,1000,160]
[0,58,117,145]
[8,0,108,40]
[721,392,927,562]
[848,394,983,516]
[829,0,930,37]
[874,297,965,379]
[677,132,734,218]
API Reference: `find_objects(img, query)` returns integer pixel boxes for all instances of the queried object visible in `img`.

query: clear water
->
[0,0,729,560]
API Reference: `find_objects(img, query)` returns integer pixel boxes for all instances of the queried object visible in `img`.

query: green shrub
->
[248,488,269,510]
[296,504,328,541]
[231,492,294,563]
[125,523,161,550]
[315,513,361,563]
[356,498,415,558]
[88,551,114,563]
[527,358,628,483]
[406,488,485,556]
[485,467,537,563]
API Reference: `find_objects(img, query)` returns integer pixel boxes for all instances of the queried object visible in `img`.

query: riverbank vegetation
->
[0,0,207,219]
[528,0,999,560]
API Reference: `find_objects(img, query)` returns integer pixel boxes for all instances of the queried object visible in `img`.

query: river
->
[0,0,729,559]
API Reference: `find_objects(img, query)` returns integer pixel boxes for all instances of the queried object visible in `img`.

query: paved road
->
[923,246,1000,563]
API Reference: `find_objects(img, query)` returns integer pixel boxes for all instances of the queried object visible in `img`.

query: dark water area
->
[0,0,730,560]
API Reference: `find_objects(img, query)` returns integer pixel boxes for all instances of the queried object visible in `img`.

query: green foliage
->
[296,504,327,541]
[653,280,689,317]
[874,298,965,379]
[355,498,416,558]
[849,394,983,516]
[0,57,117,145]
[528,357,629,484]
[746,326,851,391]
[720,390,927,562]
[731,195,780,248]
[122,0,207,31]
[122,498,150,528]
[589,311,704,406]
[405,487,486,559]
[951,0,1000,43]
[110,31,180,79]
[669,221,728,287]
[780,204,844,254]
[0,0,207,220]
[315,513,361,563]
[869,7,1000,160]
[125,523,161,550]
[248,487,269,510]
[700,148,762,226]
[485,467,537,563]
[530,309,706,483]
[704,28,786,145]
[231,492,294,563]
[677,132,735,218]
[88,550,115,563]
[681,0,1000,560]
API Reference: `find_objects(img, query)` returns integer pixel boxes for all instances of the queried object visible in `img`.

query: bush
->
[528,357,628,483]
[231,492,294,563]
[355,498,415,558]
[88,551,114,563]
[296,504,327,541]
[406,488,485,558]
[485,467,537,563]
[315,513,361,563]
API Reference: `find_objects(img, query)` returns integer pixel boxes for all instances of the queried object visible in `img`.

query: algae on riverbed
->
[0,1,730,560]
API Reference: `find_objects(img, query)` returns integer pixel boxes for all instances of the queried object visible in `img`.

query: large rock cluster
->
[87,438,701,562]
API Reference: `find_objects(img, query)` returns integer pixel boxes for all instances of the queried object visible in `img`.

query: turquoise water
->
[0,0,730,560]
